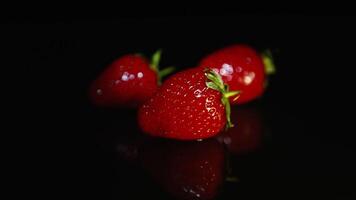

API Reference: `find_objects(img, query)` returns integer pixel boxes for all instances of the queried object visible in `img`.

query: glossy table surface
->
[84,102,354,199]
[15,15,356,199]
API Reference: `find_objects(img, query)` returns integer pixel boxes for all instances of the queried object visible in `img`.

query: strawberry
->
[216,107,264,155]
[139,139,225,200]
[89,50,174,108]
[138,68,239,140]
[199,44,275,104]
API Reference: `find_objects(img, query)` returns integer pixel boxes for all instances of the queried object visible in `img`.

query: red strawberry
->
[199,44,275,104]
[89,50,174,108]
[216,107,264,155]
[139,139,225,200]
[138,68,239,140]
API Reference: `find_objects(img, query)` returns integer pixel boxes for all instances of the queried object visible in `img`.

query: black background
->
[7,6,356,199]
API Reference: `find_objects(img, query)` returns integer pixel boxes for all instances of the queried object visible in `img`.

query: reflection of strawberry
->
[116,134,147,164]
[138,68,239,140]
[89,50,174,108]
[216,107,263,155]
[139,139,225,200]
[199,45,275,104]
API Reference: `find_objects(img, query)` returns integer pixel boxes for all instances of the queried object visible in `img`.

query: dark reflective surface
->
[216,106,265,155]
[112,106,267,199]
[18,16,356,199]
[138,138,225,200]
[87,103,355,199]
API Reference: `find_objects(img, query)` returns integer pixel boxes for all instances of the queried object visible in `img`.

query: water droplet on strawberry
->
[121,74,129,81]
[243,71,255,85]
[220,63,233,76]
[194,89,202,97]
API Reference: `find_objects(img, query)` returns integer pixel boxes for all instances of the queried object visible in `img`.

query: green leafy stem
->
[205,68,240,129]
[150,49,175,85]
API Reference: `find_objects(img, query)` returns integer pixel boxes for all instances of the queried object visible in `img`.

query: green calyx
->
[149,49,175,85]
[261,49,277,88]
[205,68,240,129]
[261,49,276,75]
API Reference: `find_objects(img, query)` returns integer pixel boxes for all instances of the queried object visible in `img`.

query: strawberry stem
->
[158,66,175,80]
[224,91,240,99]
[150,49,175,85]
[150,49,162,72]
[205,69,240,129]
[261,49,276,75]
[261,49,276,89]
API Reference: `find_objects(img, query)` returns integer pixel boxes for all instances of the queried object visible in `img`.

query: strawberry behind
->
[89,50,175,108]
[199,44,274,104]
